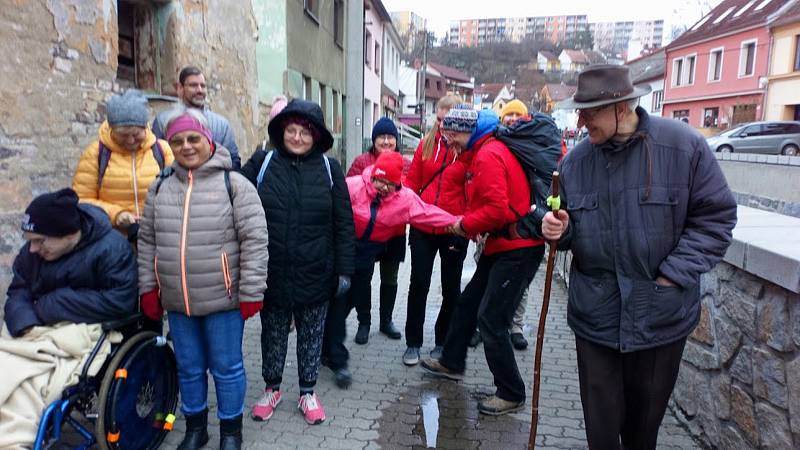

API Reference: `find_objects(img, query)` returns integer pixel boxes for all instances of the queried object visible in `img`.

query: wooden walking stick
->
[528,171,560,450]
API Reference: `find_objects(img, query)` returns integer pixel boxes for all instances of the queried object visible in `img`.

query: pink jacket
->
[347,165,458,243]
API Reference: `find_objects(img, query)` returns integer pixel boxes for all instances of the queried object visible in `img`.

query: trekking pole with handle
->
[528,171,560,450]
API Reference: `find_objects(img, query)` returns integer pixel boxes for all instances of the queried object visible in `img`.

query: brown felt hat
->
[557,64,651,110]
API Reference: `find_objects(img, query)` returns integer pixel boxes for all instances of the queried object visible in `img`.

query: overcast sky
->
[382,0,725,40]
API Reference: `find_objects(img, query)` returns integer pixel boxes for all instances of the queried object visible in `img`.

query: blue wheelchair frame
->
[31,314,177,450]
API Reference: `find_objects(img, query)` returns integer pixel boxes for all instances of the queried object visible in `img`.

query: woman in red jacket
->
[401,93,468,366]
[346,117,410,344]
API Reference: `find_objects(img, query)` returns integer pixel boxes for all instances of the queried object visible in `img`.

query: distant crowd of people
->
[2,64,737,450]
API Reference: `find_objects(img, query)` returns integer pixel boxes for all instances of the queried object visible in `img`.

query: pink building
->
[663,0,795,131]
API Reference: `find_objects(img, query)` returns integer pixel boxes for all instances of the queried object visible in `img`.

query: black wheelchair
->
[32,314,178,450]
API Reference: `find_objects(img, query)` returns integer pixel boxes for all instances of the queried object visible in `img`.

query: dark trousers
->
[405,228,468,348]
[322,266,374,370]
[575,335,687,450]
[440,245,544,403]
[351,261,393,327]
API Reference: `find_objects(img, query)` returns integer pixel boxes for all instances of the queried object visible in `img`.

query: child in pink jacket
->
[322,151,459,387]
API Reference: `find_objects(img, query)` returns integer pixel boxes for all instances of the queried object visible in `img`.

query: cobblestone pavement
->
[159,244,701,449]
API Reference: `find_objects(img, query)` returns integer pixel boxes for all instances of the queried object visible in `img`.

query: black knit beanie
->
[371,117,399,144]
[22,188,81,237]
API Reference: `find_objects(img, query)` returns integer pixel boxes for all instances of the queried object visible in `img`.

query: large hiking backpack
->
[495,113,563,215]
[97,141,166,189]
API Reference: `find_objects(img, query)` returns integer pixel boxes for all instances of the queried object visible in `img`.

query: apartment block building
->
[448,15,589,47]
[590,20,665,57]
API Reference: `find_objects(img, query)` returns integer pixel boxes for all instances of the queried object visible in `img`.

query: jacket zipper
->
[154,255,161,293]
[179,170,194,315]
[131,151,140,217]
[221,252,232,299]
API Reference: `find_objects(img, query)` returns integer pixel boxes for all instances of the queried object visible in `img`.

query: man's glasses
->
[577,104,612,120]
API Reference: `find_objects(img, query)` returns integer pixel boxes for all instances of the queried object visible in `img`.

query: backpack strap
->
[322,155,333,189]
[256,150,274,190]
[97,142,112,189]
[256,150,334,191]
[151,141,166,171]
[153,167,175,196]
[224,170,234,205]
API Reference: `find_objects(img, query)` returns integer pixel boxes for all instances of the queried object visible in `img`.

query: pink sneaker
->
[251,388,281,421]
[298,392,326,425]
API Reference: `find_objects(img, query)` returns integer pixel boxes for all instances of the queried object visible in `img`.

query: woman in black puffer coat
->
[240,99,355,425]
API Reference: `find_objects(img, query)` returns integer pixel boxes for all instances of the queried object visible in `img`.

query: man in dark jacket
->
[538,65,737,449]
[4,188,138,337]
[420,105,546,416]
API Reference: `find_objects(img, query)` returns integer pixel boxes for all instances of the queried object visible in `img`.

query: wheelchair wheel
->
[95,331,178,450]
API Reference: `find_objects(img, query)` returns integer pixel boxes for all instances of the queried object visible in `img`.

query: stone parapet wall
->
[672,263,799,449]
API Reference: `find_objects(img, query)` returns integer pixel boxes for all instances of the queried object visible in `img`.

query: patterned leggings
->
[260,301,328,393]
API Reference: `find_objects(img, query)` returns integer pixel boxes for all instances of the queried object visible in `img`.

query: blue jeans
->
[168,310,245,419]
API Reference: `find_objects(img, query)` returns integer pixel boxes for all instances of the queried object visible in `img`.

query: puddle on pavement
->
[375,380,528,449]
[420,394,439,448]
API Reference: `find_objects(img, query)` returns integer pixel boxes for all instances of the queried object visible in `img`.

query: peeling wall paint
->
[0,0,260,303]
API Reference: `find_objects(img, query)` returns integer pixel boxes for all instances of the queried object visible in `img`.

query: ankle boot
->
[219,414,243,450]
[177,409,209,450]
[379,284,401,339]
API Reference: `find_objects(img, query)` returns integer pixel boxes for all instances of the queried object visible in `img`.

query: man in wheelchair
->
[0,188,138,449]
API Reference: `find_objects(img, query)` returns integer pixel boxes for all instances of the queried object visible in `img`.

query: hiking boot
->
[420,357,464,381]
[298,393,326,425]
[511,332,528,350]
[379,321,402,339]
[177,409,209,450]
[219,414,242,450]
[334,368,352,389]
[354,324,369,345]
[251,388,281,421]
[477,395,525,416]
[429,346,444,360]
[468,329,482,347]
[403,347,421,366]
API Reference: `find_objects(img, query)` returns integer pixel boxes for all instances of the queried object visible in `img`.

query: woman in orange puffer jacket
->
[72,90,173,237]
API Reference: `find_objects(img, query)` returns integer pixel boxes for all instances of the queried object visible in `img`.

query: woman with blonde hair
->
[401,93,472,366]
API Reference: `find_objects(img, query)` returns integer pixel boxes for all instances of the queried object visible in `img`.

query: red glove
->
[140,288,163,320]
[240,301,263,320]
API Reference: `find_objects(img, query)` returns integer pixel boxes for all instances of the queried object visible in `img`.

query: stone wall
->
[671,262,800,449]
[716,154,800,219]
[553,204,800,449]
[0,1,259,301]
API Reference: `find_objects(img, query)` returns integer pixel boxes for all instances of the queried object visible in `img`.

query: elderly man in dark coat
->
[534,65,737,450]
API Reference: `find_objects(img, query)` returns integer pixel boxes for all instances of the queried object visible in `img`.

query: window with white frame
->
[672,58,684,86]
[794,35,800,72]
[651,90,663,112]
[685,54,696,85]
[739,40,756,77]
[708,48,724,81]
[374,43,381,75]
[364,31,372,67]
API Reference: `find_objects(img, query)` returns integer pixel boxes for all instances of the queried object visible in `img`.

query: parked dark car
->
[706,121,800,156]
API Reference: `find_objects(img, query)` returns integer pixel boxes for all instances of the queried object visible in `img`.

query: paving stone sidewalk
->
[162,244,701,449]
